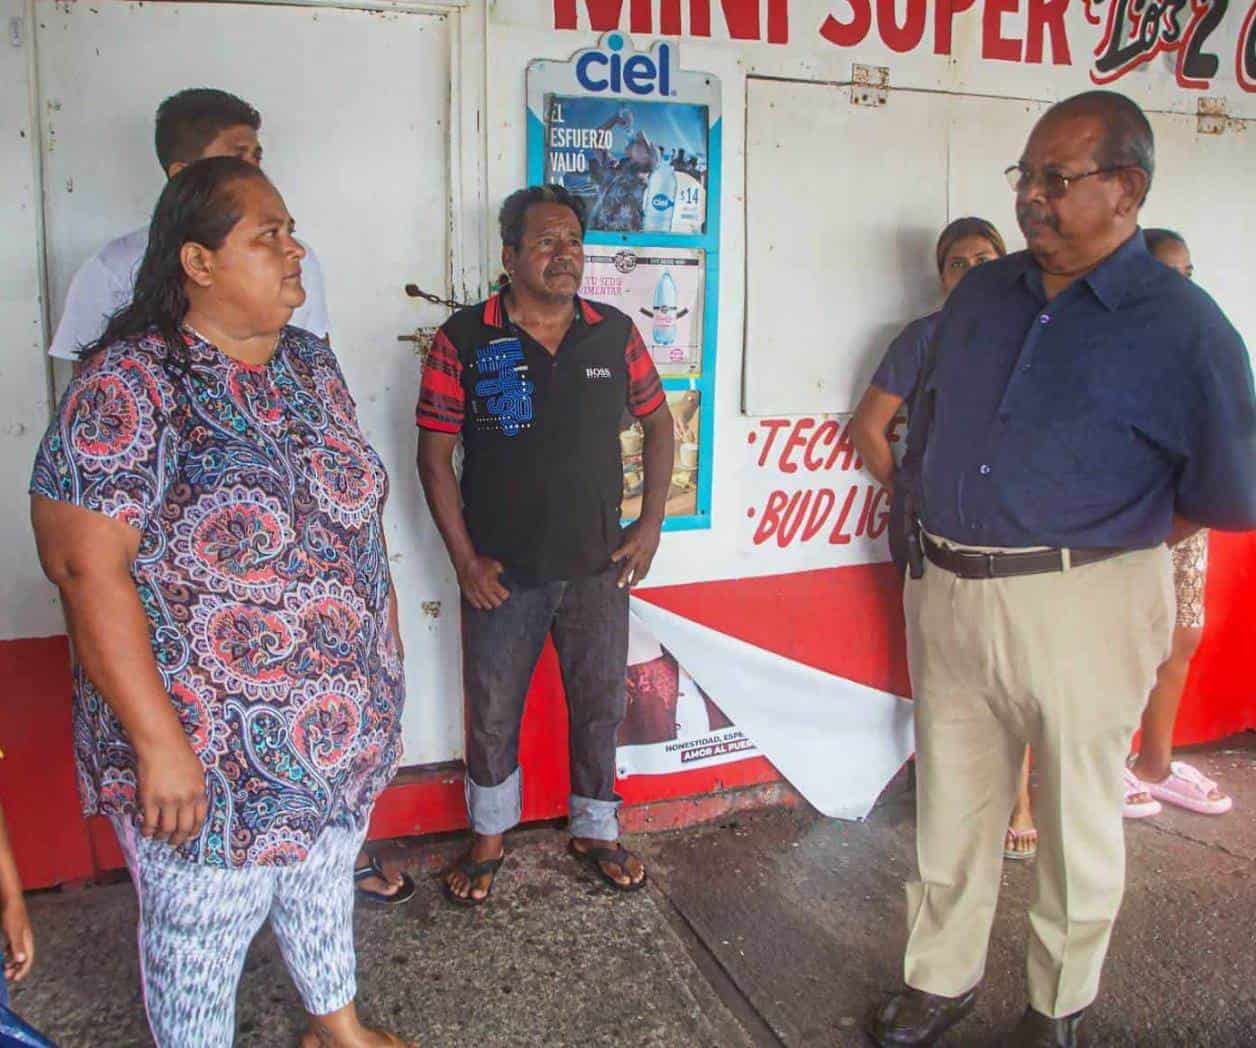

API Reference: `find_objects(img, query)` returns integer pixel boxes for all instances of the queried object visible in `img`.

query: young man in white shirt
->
[48,88,330,362]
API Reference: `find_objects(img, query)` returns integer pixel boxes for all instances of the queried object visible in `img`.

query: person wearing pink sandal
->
[1123,230,1233,821]
[1004,751,1038,861]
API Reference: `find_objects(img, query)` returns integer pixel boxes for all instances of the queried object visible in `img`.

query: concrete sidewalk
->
[12,735,1255,1046]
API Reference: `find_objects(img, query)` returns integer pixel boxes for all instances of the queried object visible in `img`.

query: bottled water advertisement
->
[529,34,720,528]
[580,248,704,376]
[543,95,708,234]
[620,389,701,521]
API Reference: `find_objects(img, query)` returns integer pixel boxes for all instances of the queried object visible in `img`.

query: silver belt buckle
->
[986,552,997,578]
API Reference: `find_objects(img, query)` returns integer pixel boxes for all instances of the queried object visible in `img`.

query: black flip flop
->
[353,854,416,906]
[568,840,648,893]
[441,853,504,908]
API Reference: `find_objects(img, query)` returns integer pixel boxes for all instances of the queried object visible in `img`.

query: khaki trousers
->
[902,541,1173,1017]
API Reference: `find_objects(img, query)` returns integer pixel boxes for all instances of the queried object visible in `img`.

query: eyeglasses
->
[1003,163,1129,198]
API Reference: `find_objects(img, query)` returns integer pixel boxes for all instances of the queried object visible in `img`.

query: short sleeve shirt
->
[48,228,331,360]
[869,312,939,412]
[30,327,403,868]
[417,291,665,585]
[909,234,1256,548]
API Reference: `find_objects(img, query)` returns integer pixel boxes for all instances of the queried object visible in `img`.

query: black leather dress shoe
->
[865,986,978,1046]
[1005,1006,1085,1047]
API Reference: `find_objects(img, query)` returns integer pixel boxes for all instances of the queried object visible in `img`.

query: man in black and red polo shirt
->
[417,184,674,905]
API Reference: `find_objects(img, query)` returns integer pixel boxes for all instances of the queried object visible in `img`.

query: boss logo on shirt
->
[586,367,613,380]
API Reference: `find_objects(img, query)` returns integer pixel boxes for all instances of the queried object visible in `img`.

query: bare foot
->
[299,1024,416,1047]
[301,998,416,1046]
[571,837,646,887]
[442,833,503,903]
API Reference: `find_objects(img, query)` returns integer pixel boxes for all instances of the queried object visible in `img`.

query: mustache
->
[1017,201,1059,233]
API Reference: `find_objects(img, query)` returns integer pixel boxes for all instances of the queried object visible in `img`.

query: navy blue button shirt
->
[909,232,1256,549]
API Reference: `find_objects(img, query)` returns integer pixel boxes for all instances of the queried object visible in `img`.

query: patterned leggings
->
[1171,528,1208,629]
[112,815,366,1047]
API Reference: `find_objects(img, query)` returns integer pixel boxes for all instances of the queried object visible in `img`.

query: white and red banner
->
[616,608,760,777]
[628,594,914,819]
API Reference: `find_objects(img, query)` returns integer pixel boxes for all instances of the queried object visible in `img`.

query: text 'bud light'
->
[575,34,673,96]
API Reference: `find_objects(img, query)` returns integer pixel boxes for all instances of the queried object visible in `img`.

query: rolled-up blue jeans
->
[462,563,628,841]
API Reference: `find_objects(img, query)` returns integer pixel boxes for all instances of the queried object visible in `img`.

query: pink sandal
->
[1143,761,1233,815]
[1003,826,1038,861]
[1122,766,1162,819]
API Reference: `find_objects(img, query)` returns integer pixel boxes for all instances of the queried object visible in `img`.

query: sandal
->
[354,854,416,906]
[1144,760,1233,815]
[1122,766,1162,819]
[1003,826,1038,861]
[440,853,504,908]
[568,839,648,893]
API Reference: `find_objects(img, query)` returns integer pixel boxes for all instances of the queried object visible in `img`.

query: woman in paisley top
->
[30,157,412,1047]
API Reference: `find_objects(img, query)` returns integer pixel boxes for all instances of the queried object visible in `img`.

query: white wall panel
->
[0,0,59,640]
[35,1,462,764]
[743,79,950,416]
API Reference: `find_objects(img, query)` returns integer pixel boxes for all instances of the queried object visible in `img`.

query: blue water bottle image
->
[642,150,676,233]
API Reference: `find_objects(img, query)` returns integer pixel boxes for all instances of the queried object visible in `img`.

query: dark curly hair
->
[499,184,588,249]
[81,156,269,374]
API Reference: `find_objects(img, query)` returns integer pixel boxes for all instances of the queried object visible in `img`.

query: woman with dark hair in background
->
[850,216,1008,555]
[850,217,1042,861]
[1117,229,1229,818]
[29,156,413,1047]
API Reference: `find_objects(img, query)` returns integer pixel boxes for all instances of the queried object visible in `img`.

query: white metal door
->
[37,1,464,766]
[744,79,951,416]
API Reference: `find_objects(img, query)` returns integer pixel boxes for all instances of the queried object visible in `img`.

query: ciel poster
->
[528,33,721,531]
[544,96,708,234]
[581,248,704,376]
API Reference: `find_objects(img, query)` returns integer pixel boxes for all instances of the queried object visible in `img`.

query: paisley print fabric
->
[1171,528,1208,630]
[30,327,403,868]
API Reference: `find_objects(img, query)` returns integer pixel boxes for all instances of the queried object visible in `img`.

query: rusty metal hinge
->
[851,65,889,108]
[1197,97,1245,136]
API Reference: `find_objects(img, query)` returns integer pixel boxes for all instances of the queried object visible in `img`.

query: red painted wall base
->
[4,536,1252,890]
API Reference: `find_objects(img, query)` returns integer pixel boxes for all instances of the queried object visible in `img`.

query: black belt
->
[921,532,1125,579]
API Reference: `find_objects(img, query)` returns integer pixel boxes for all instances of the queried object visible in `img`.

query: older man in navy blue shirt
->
[868,91,1256,1048]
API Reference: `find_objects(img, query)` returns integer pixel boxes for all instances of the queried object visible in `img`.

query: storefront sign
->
[739,415,896,555]
[541,0,1256,94]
